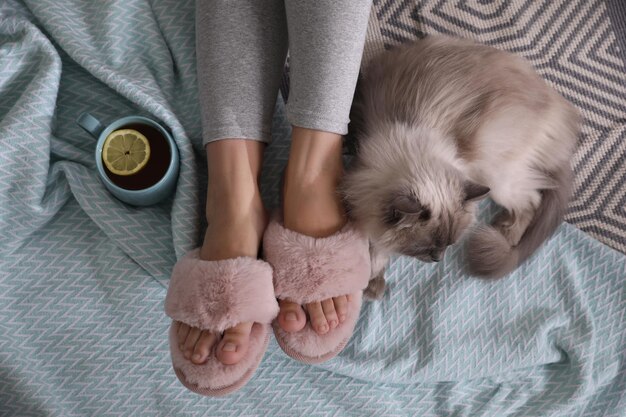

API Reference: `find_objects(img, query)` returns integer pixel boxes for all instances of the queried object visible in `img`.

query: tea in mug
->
[102,123,171,190]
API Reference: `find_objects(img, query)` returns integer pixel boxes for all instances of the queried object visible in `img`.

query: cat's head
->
[343,124,490,262]
[375,179,489,262]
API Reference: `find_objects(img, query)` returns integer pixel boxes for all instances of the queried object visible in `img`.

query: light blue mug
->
[77,112,179,206]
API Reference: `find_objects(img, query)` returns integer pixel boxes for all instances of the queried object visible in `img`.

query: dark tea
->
[103,123,171,190]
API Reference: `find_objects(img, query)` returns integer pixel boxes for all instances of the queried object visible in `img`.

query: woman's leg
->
[278,0,372,334]
[196,0,288,145]
[176,0,288,366]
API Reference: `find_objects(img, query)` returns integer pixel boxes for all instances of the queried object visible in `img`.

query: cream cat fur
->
[343,36,580,297]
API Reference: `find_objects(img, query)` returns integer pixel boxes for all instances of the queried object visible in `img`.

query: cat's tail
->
[467,165,572,278]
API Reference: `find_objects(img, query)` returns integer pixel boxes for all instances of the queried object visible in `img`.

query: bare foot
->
[277,127,356,335]
[175,140,267,365]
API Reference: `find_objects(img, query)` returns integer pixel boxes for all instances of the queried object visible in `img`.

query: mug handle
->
[76,112,104,139]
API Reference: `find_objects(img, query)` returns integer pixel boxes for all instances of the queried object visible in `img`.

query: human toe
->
[321,298,339,329]
[191,330,217,364]
[333,296,348,323]
[306,301,329,335]
[216,322,253,365]
[278,300,306,333]
[176,322,190,350]
[183,327,202,360]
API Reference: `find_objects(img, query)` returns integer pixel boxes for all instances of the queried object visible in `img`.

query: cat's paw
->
[499,223,524,246]
[364,273,386,300]
[492,208,534,247]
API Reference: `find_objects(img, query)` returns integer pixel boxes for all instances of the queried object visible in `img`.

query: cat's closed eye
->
[385,208,403,225]
[418,209,431,221]
[385,206,431,225]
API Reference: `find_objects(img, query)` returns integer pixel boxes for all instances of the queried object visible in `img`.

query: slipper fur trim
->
[164,249,278,332]
[263,218,371,305]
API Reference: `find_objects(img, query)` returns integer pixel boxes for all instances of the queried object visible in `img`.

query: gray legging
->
[196,0,372,145]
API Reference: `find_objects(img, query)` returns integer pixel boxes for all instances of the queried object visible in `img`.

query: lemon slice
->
[102,129,151,176]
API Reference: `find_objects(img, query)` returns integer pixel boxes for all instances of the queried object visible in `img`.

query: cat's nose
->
[430,250,443,262]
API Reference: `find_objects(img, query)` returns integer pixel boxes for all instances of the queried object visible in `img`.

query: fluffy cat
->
[342,36,580,298]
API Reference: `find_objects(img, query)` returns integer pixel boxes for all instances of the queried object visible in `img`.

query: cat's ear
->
[391,194,422,213]
[463,182,490,202]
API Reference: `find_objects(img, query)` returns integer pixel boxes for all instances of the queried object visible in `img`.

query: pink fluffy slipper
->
[164,249,279,396]
[263,216,371,364]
